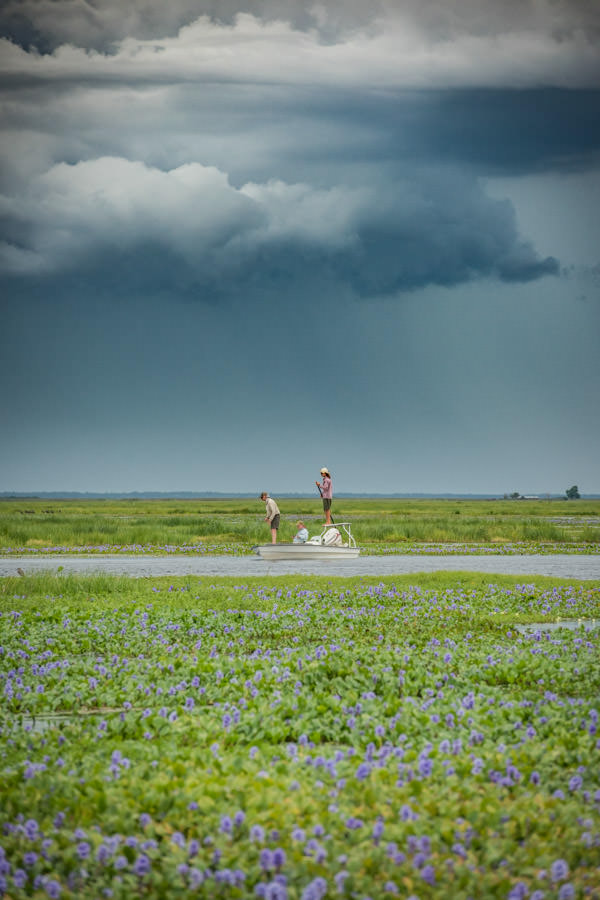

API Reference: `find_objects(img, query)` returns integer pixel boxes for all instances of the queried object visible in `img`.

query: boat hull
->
[255,544,360,560]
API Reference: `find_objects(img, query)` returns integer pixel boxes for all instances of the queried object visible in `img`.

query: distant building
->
[520,495,539,500]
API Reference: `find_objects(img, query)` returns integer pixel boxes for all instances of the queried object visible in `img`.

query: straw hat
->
[320,467,330,475]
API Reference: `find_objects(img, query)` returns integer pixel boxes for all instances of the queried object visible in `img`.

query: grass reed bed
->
[1,499,599,553]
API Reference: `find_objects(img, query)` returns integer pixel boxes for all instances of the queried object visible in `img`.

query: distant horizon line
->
[1,491,598,500]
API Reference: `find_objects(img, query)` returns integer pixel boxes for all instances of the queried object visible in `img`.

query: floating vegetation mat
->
[1,577,599,898]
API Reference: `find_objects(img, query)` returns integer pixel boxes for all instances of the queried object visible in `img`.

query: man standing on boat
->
[316,467,333,525]
[260,492,280,544]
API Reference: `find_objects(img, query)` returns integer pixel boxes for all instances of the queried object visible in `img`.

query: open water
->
[1,554,599,579]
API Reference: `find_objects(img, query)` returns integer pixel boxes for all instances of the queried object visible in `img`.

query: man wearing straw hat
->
[315,467,333,525]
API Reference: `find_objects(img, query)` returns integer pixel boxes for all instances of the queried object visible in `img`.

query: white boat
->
[254,522,360,560]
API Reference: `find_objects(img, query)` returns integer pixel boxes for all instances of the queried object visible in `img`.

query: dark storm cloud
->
[0,2,595,301]
[0,156,558,299]
[2,0,600,53]
[380,89,600,175]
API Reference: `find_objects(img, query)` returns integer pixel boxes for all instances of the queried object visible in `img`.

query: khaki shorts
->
[270,514,280,529]
[322,499,332,511]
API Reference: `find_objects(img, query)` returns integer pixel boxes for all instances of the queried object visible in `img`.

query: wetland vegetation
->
[1,497,599,555]
[1,571,599,898]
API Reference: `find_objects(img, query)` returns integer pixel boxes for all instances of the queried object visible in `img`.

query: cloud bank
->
[2,1,600,53]
[0,156,558,298]
[1,7,599,90]
[1,3,595,300]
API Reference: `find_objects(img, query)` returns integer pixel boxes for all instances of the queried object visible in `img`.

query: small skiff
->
[254,522,360,560]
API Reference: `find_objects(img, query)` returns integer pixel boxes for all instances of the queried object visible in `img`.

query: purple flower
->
[508,883,528,899]
[45,880,61,898]
[76,842,91,860]
[418,836,431,854]
[133,855,151,877]
[569,775,582,792]
[372,820,384,843]
[418,758,433,777]
[139,814,151,828]
[400,804,417,822]
[189,868,204,887]
[234,811,246,827]
[301,877,327,900]
[260,849,274,871]
[273,848,286,868]
[265,882,287,900]
[24,820,39,840]
[558,885,574,900]
[220,816,233,834]
[250,825,265,843]
[96,845,111,864]
[551,859,569,882]
[355,762,370,781]
[334,870,348,892]
[13,869,27,889]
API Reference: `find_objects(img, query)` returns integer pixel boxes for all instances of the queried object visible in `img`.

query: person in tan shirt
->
[260,492,280,543]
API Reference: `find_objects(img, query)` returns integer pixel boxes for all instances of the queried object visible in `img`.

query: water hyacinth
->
[0,574,599,897]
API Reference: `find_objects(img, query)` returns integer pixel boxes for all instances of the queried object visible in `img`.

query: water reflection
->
[515,619,599,634]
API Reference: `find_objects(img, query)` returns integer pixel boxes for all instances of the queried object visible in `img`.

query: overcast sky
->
[1,0,599,495]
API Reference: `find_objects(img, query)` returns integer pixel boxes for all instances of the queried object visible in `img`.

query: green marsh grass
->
[0,497,599,550]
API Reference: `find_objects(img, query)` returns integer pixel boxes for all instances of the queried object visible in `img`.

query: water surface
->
[1,554,599,579]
